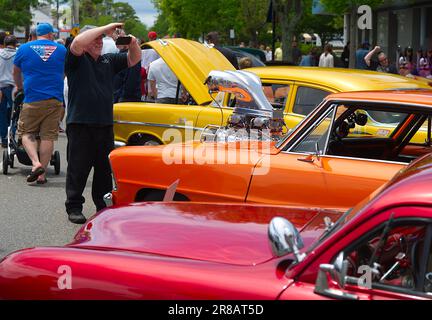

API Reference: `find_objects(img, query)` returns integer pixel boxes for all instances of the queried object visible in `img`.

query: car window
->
[424,241,432,293]
[226,83,290,110]
[262,84,290,110]
[343,221,429,295]
[293,87,330,116]
[326,105,418,162]
[211,92,227,107]
[291,106,335,153]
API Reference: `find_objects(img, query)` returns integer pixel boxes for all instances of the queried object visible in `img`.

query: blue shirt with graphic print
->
[14,39,66,104]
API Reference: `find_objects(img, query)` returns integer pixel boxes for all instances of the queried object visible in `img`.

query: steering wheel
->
[334,121,350,141]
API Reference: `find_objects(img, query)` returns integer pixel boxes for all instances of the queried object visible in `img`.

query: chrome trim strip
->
[103,193,113,207]
[283,151,407,165]
[287,104,337,153]
[114,141,126,148]
[326,99,432,109]
[114,120,204,131]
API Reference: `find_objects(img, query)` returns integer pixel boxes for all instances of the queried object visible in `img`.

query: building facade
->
[357,0,432,63]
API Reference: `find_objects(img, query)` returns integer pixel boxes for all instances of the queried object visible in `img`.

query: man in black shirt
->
[206,31,239,69]
[65,22,141,224]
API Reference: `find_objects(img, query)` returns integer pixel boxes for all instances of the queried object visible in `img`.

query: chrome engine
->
[201,70,286,142]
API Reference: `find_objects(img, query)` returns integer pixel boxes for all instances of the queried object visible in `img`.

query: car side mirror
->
[268,217,305,263]
[314,252,358,300]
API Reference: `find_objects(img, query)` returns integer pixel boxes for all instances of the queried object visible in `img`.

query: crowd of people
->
[0,22,142,225]
[249,38,432,80]
[2,24,432,225]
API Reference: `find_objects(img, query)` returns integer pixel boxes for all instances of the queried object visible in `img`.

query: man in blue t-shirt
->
[355,42,370,70]
[13,22,66,184]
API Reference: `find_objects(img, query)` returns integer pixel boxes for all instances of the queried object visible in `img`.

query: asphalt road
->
[0,132,96,259]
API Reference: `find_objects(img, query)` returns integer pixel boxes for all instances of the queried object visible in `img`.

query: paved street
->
[0,132,96,259]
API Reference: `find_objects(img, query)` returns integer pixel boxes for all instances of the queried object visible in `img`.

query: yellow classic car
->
[114,38,431,146]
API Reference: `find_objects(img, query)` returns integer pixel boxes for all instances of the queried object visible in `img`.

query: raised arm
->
[127,35,142,67]
[364,46,381,67]
[70,22,124,56]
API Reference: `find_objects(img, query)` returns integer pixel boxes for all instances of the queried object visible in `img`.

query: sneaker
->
[68,211,87,224]
[1,141,7,148]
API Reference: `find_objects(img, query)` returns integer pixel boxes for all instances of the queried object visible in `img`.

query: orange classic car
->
[107,70,432,210]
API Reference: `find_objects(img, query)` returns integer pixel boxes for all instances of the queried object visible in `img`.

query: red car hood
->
[70,202,343,266]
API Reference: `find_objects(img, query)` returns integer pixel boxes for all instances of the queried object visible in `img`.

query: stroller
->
[2,91,60,175]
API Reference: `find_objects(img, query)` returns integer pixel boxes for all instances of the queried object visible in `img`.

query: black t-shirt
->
[216,46,239,69]
[65,49,128,126]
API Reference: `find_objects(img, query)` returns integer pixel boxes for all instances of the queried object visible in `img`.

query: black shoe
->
[1,142,6,148]
[68,211,87,224]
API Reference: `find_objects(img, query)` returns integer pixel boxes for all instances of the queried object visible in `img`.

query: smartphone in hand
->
[116,36,132,45]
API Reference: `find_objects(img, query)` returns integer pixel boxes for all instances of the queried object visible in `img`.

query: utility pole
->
[55,0,60,29]
[71,0,79,26]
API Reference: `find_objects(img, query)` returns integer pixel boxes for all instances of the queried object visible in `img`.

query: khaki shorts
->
[18,99,64,141]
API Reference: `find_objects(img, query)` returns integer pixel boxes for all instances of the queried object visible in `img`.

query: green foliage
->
[153,0,270,44]
[320,0,385,14]
[0,0,39,31]
[79,0,148,39]
[299,43,313,55]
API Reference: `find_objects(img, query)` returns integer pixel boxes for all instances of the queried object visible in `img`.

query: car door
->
[114,89,206,145]
[334,213,432,300]
[246,106,334,207]
[281,208,432,300]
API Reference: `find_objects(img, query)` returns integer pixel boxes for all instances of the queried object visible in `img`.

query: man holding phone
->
[64,22,141,224]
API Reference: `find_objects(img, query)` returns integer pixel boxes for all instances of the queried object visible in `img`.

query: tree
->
[321,0,385,68]
[79,0,148,39]
[153,0,242,42]
[0,0,39,31]
[46,0,69,28]
[239,0,269,47]
[273,0,303,62]
[297,0,343,48]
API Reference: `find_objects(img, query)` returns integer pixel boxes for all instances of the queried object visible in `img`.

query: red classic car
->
[1,152,432,299]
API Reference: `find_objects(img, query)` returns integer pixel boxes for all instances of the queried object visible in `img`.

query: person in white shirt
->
[148,58,178,104]
[319,44,334,68]
[101,30,119,55]
[265,46,272,62]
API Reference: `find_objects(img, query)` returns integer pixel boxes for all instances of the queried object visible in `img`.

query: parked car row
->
[1,39,432,300]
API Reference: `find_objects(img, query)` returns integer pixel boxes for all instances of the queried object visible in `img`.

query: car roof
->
[247,66,432,91]
[326,89,432,107]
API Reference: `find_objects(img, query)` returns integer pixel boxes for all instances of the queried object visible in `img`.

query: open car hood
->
[70,202,342,266]
[146,38,235,105]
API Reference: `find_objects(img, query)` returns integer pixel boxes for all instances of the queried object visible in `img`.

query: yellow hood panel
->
[147,39,236,105]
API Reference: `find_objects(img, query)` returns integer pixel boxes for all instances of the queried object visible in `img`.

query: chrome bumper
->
[103,192,113,207]
[114,141,126,148]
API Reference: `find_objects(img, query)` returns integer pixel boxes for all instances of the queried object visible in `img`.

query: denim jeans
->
[0,85,13,144]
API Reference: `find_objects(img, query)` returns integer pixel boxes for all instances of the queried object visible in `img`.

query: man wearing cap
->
[64,22,141,224]
[13,22,66,184]
[148,31,157,41]
[140,31,160,101]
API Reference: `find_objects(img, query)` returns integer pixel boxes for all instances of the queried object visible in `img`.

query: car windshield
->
[367,110,407,124]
